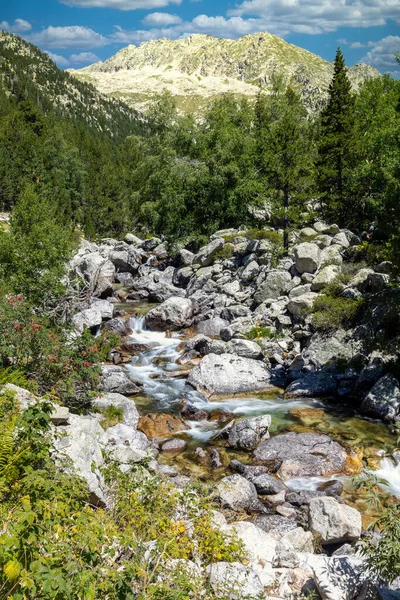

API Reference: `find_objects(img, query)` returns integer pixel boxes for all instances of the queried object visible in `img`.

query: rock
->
[287,293,318,317]
[300,226,317,238]
[138,413,188,438]
[53,414,107,506]
[309,496,362,545]
[332,232,351,248]
[145,297,193,331]
[176,248,195,266]
[252,514,298,534]
[285,373,337,397]
[197,317,230,337]
[124,233,142,245]
[318,480,344,497]
[360,374,400,422]
[254,432,348,479]
[320,244,343,267]
[102,423,152,454]
[294,243,320,274]
[348,268,374,292]
[215,475,265,512]
[193,238,224,267]
[227,521,277,586]
[161,438,187,452]
[289,284,312,298]
[227,338,263,360]
[368,272,390,292]
[311,265,340,291]
[207,562,265,599]
[242,260,259,282]
[90,299,114,320]
[303,330,357,368]
[72,308,102,332]
[227,415,271,450]
[312,555,362,600]
[210,448,223,468]
[92,393,139,429]
[188,353,273,398]
[3,384,37,411]
[50,406,70,425]
[253,270,293,303]
[250,473,288,495]
[103,317,132,336]
[100,365,140,395]
[173,266,193,287]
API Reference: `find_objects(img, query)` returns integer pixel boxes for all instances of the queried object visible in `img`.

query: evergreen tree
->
[317,48,355,226]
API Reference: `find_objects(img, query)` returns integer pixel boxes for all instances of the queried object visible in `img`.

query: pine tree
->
[317,47,355,226]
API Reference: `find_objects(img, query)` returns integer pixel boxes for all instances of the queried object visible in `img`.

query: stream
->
[124,313,400,505]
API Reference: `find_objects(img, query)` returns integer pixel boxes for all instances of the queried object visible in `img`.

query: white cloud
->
[70,51,101,63]
[0,19,32,33]
[46,51,70,67]
[188,14,259,37]
[338,38,367,49]
[229,0,400,36]
[361,35,400,68]
[110,24,177,44]
[142,12,182,27]
[60,0,181,9]
[26,25,108,49]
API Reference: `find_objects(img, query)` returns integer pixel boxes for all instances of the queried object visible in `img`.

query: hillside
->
[70,32,379,114]
[0,31,141,140]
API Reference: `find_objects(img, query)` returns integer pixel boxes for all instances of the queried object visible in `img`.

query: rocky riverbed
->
[18,223,400,599]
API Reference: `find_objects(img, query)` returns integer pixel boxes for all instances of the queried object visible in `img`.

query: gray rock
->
[72,308,102,332]
[173,266,193,287]
[253,270,293,303]
[320,244,343,267]
[312,555,362,600]
[289,284,312,299]
[332,231,351,247]
[242,260,260,282]
[294,242,320,274]
[215,475,264,512]
[311,265,340,291]
[252,514,297,534]
[285,373,337,397]
[100,365,141,395]
[348,268,375,292]
[207,562,265,599]
[309,496,362,545]
[188,353,273,397]
[90,299,114,320]
[161,438,187,452]
[360,374,400,422]
[368,271,390,292]
[227,338,263,360]
[197,317,229,337]
[254,432,348,479]
[193,238,224,267]
[287,292,318,316]
[124,233,142,245]
[227,415,271,450]
[103,317,132,336]
[303,330,357,368]
[250,473,288,495]
[92,393,139,429]
[145,297,193,331]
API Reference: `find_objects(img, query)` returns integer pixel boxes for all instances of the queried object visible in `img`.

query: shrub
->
[323,273,352,298]
[245,228,282,245]
[310,294,364,331]
[245,325,283,340]
[99,405,124,429]
[214,244,235,261]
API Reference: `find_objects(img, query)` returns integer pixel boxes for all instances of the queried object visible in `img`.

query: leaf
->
[4,559,22,582]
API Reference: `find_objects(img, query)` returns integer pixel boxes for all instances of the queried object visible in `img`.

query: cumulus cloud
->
[0,19,32,33]
[70,51,101,63]
[26,25,108,49]
[60,0,181,9]
[188,14,259,37]
[361,35,400,68]
[110,24,177,44]
[142,12,182,27]
[46,51,70,67]
[229,0,400,36]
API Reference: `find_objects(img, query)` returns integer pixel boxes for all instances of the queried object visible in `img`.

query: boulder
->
[309,496,362,545]
[227,521,277,586]
[138,413,188,438]
[103,317,132,337]
[241,260,260,282]
[72,308,102,332]
[347,268,374,292]
[303,330,357,368]
[310,555,362,600]
[188,353,273,398]
[320,244,343,267]
[215,475,264,512]
[253,514,298,534]
[197,317,230,337]
[294,243,320,274]
[253,270,293,303]
[161,438,187,452]
[207,562,265,599]
[90,299,114,320]
[145,297,193,331]
[311,265,340,291]
[287,292,318,317]
[360,374,400,422]
[227,339,263,360]
[254,432,348,479]
[193,238,224,267]
[285,373,337,397]
[92,393,139,429]
[227,415,271,450]
[100,365,141,395]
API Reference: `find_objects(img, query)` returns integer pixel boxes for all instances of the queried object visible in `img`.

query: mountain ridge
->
[70,32,379,114]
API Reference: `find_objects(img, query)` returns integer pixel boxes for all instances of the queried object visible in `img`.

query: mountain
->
[70,32,379,115]
[0,31,141,140]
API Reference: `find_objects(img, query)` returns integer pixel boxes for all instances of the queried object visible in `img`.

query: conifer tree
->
[317,47,355,226]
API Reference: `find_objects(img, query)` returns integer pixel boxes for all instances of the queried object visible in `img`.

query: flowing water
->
[124,313,400,500]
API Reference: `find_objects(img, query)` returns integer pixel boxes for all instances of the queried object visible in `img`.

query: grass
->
[99,404,124,429]
[245,325,283,340]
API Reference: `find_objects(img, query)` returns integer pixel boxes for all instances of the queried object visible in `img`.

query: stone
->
[145,297,193,331]
[332,232,350,248]
[72,308,102,332]
[193,238,224,267]
[188,353,273,398]
[197,317,230,337]
[227,338,263,360]
[294,243,320,274]
[285,373,337,397]
[347,268,375,292]
[50,406,70,425]
[215,475,264,512]
[207,562,265,599]
[309,496,362,545]
[318,480,344,497]
[90,299,114,320]
[252,514,298,535]
[103,317,132,336]
[161,438,187,452]
[253,270,293,303]
[227,415,271,450]
[289,284,312,299]
[311,265,340,291]
[92,393,139,429]
[312,555,362,600]
[227,521,277,586]
[100,365,141,395]
[176,248,195,266]
[287,292,318,317]
[320,244,343,267]
[300,227,317,238]
[254,432,348,479]
[3,384,37,411]
[138,413,188,438]
[249,473,288,495]
[124,233,142,245]
[360,374,400,422]
[242,260,260,282]
[303,330,357,368]
[368,272,390,292]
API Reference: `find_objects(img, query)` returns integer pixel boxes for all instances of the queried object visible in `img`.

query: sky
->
[1,0,399,76]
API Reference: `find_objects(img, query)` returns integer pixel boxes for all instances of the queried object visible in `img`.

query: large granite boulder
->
[360,374,400,422]
[253,432,348,479]
[294,243,320,274]
[92,393,139,429]
[145,297,193,331]
[207,562,265,599]
[309,496,362,545]
[188,353,273,398]
[72,308,102,332]
[311,265,340,291]
[253,270,293,303]
[100,365,141,395]
[285,373,337,397]
[287,292,318,317]
[193,238,224,267]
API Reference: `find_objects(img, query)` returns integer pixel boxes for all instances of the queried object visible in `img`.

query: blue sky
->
[1,0,399,75]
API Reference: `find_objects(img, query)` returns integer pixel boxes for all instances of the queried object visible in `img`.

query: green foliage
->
[245,326,283,340]
[99,404,124,429]
[214,244,235,261]
[310,294,364,331]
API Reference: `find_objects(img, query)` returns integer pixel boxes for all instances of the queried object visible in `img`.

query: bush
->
[310,294,364,331]
[214,244,235,261]
[99,405,124,429]
[245,325,283,340]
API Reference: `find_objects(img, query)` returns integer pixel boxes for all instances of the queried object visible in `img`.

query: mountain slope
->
[0,31,141,140]
[70,32,379,114]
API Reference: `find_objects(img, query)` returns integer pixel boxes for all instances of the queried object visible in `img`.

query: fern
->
[0,419,15,475]
[0,367,37,392]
